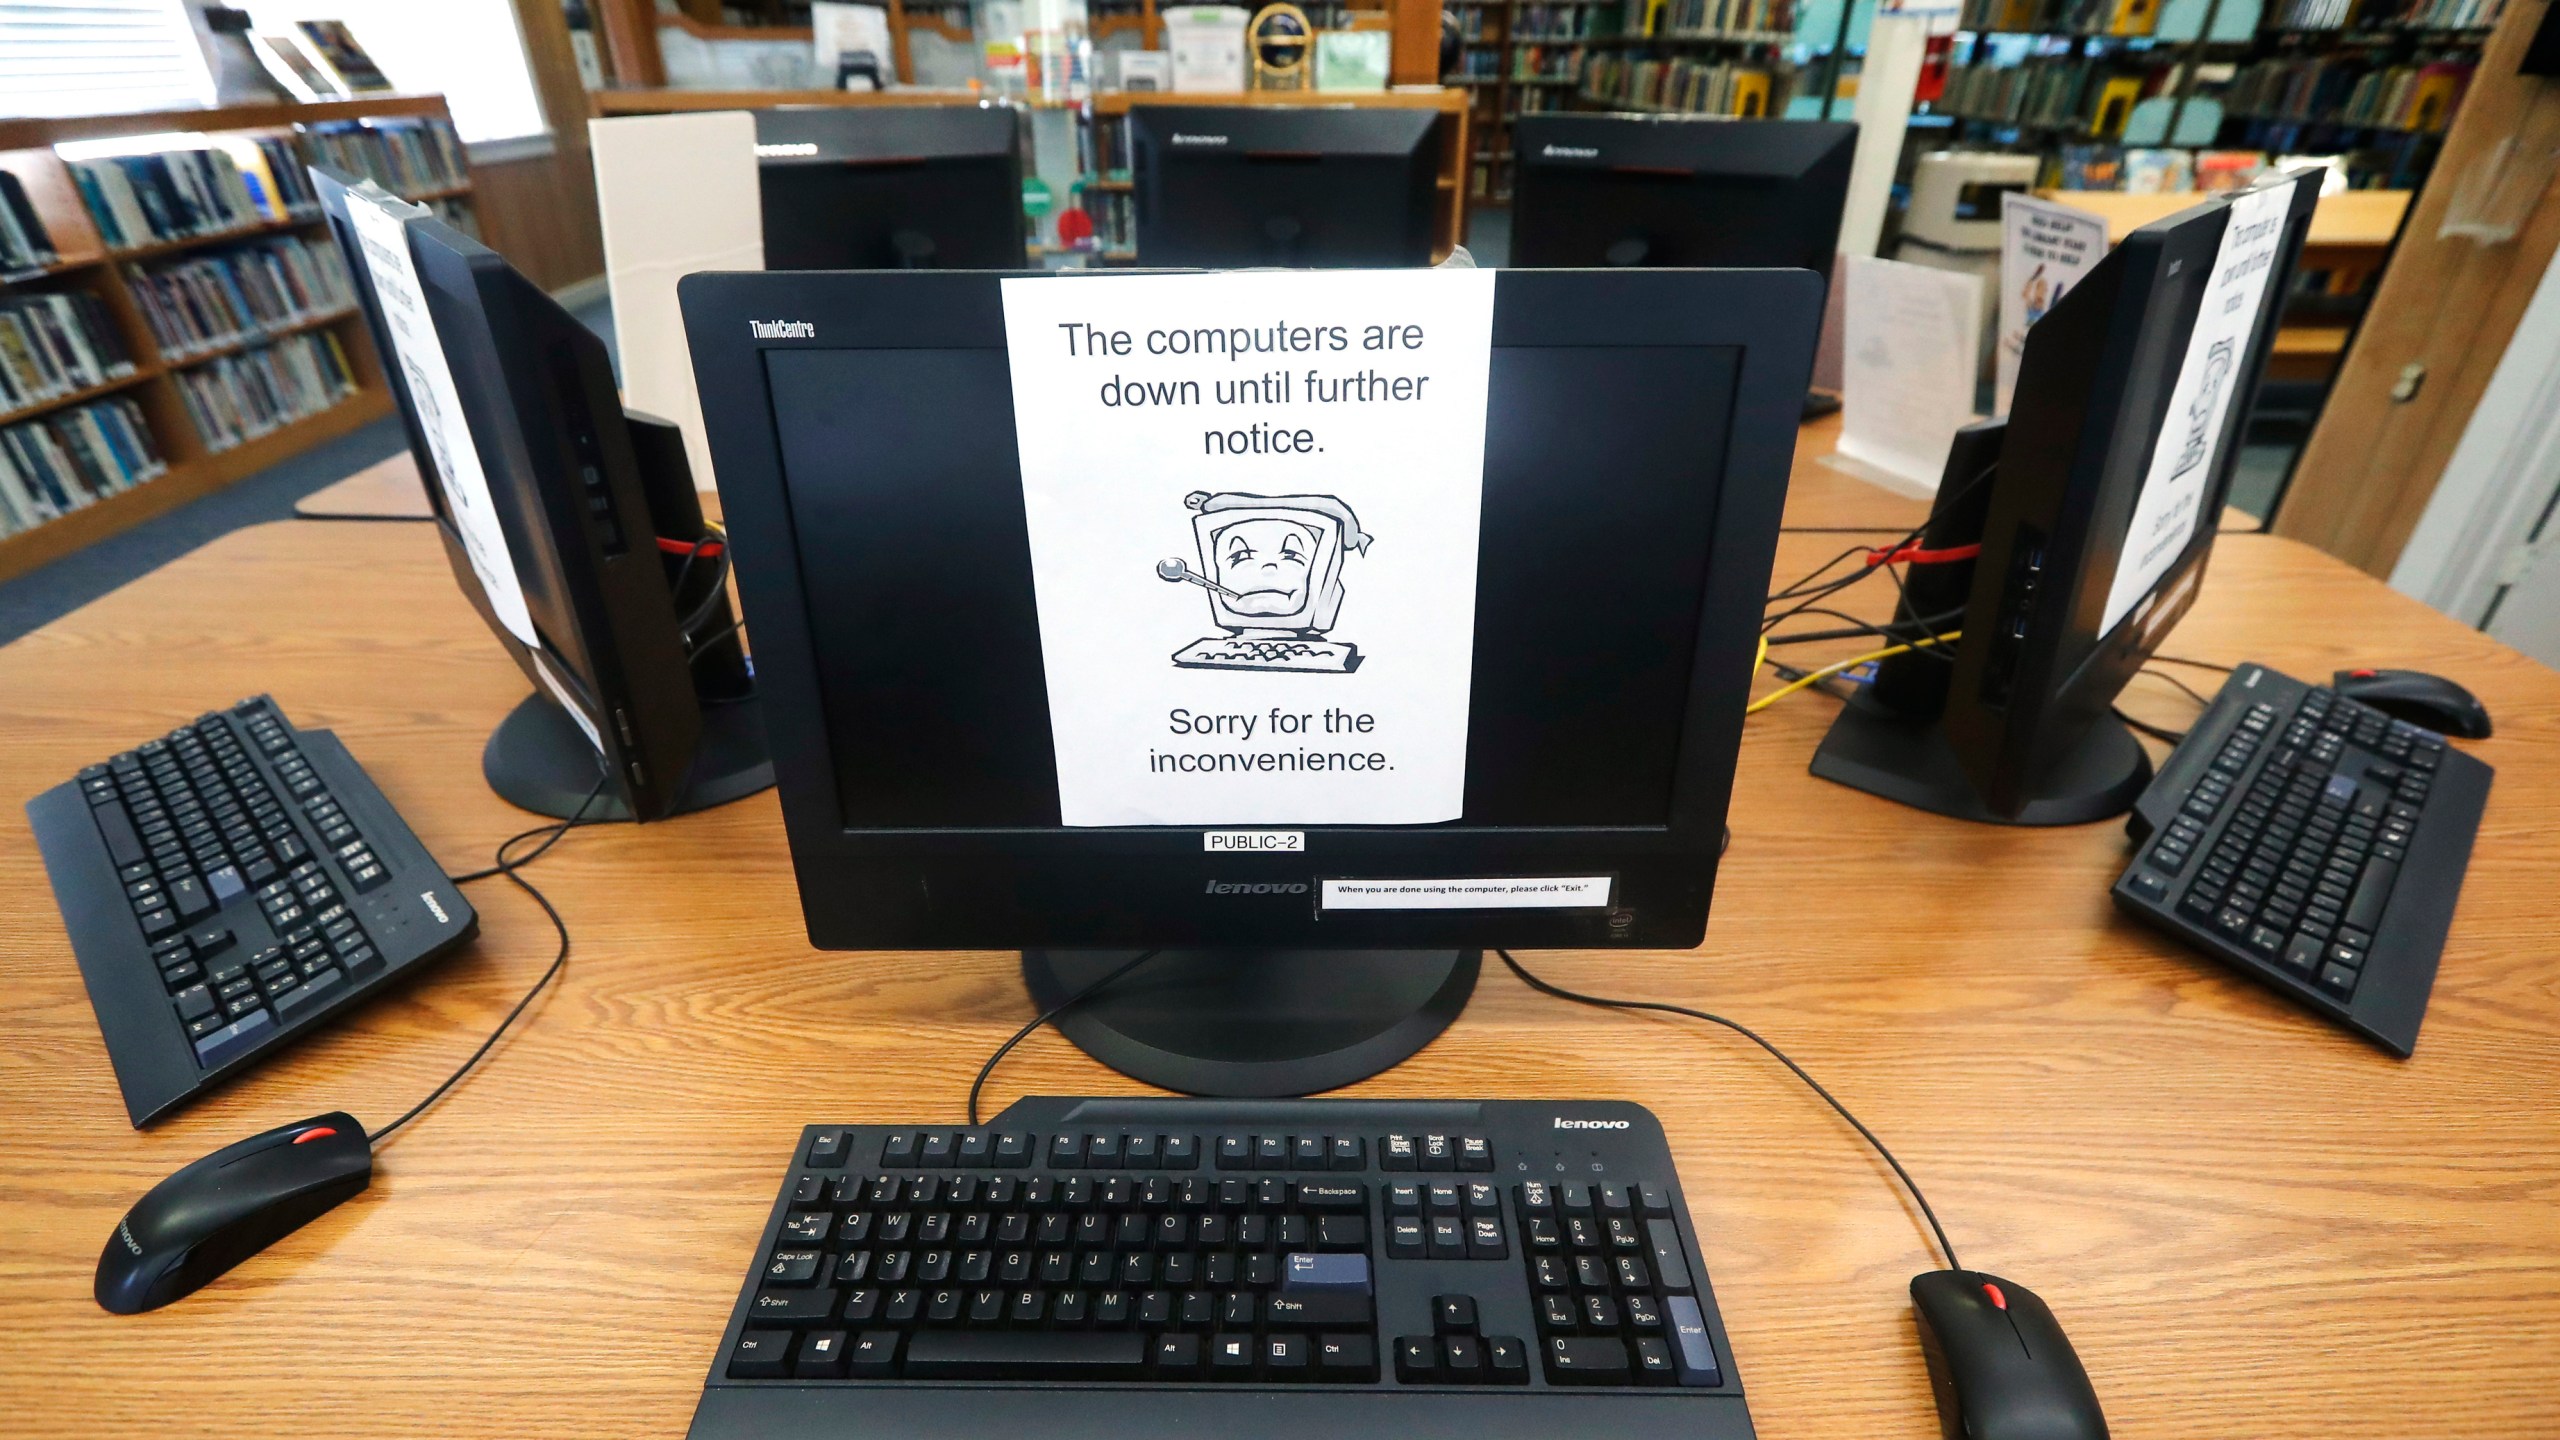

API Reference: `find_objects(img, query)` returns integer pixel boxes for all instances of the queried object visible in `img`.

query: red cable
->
[1864,541,1979,568]
[658,535,724,558]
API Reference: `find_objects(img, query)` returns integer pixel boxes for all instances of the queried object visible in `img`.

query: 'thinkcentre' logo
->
[751,319,816,340]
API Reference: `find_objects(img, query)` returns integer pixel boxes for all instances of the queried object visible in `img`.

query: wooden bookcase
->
[1089,89,1472,262]
[0,95,476,586]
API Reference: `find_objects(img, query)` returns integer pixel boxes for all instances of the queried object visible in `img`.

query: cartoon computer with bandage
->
[1155,489,1368,672]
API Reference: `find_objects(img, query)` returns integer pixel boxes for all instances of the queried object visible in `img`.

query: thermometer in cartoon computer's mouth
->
[1157,557,1245,600]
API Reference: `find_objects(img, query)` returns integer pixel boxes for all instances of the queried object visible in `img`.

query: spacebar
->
[902,1331,1147,1379]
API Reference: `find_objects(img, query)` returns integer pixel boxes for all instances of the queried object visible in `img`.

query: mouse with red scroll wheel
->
[1911,1270,2109,1440]
[96,1112,371,1314]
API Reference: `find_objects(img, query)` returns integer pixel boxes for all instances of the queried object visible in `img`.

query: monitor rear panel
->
[408,225,704,817]
[1509,116,1856,271]
[1132,107,1440,268]
[753,105,1028,270]
[1944,173,2321,814]
[680,268,1819,951]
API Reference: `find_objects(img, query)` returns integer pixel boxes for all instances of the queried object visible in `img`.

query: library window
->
[0,1,216,118]
[235,1,548,145]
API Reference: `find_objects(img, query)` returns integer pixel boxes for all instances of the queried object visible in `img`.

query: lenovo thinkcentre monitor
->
[1809,170,2323,824]
[1508,115,1857,272]
[314,167,772,822]
[680,267,1820,1096]
[1131,106,1441,268]
[752,105,1029,270]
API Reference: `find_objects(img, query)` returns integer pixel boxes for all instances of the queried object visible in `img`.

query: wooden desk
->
[2,493,2556,1436]
[293,453,435,522]
[2043,187,2410,256]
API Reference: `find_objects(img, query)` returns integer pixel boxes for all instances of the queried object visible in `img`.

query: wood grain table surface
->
[3,465,2556,1438]
[292,452,436,522]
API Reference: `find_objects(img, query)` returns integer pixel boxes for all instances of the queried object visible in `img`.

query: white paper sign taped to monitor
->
[343,187,540,650]
[2102,182,2292,633]
[1000,269,1496,827]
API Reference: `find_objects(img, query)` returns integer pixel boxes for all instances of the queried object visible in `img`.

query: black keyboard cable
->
[968,950,1164,1127]
[370,774,611,1146]
[1494,949,1962,1273]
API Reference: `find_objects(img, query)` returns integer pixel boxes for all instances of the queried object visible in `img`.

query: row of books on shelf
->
[127,235,357,362]
[173,331,358,454]
[304,117,470,198]
[70,141,304,254]
[1579,53,1789,113]
[2090,145,2274,190]
[1939,55,2154,134]
[1512,86,1575,113]
[1515,46,1587,79]
[1619,0,1796,37]
[2224,54,2471,131]
[0,396,167,539]
[1516,5,1607,38]
[0,292,138,417]
[1,174,61,276]
[1958,0,2162,35]
[2268,0,2502,27]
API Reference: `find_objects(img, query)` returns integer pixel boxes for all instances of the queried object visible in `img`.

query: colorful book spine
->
[125,235,358,362]
[172,331,358,453]
[0,395,168,537]
[0,292,138,416]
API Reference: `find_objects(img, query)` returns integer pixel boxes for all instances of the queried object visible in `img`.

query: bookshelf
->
[1086,89,1473,262]
[0,95,475,586]
[1927,0,2506,192]
[1448,0,1796,205]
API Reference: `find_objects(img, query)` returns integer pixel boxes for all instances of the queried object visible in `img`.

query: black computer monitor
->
[1130,105,1440,267]
[752,105,1029,270]
[1508,115,1857,272]
[679,267,1820,1096]
[1810,171,2323,824]
[312,167,773,822]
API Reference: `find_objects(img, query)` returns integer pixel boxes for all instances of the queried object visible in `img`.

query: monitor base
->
[1810,689,2152,826]
[1021,948,1480,1098]
[1801,389,1842,422]
[484,691,775,822]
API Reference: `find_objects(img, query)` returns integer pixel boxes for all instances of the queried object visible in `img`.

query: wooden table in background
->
[2037,188,2412,384]
[3,431,2556,1438]
[293,453,435,522]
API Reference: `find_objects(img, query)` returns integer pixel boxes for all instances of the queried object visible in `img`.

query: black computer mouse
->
[96,1112,372,1314]
[2333,668,2491,739]
[1911,1270,2108,1440]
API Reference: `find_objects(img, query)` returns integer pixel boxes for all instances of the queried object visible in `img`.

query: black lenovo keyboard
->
[2113,662,2491,1056]
[29,696,477,1125]
[690,1097,1752,1440]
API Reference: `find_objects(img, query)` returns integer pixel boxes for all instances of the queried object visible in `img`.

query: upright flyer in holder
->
[1000,269,1497,827]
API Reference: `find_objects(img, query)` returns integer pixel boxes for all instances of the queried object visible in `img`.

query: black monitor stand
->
[484,412,775,822]
[1808,417,2150,826]
[1022,949,1479,1097]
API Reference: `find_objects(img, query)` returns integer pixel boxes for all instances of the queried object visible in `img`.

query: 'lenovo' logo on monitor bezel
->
[1543,145,1600,159]
[1205,879,1308,895]
[1171,133,1230,146]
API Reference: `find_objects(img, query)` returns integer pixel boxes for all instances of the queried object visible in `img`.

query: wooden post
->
[594,0,668,87]
[1389,0,1440,86]
[2274,0,2560,575]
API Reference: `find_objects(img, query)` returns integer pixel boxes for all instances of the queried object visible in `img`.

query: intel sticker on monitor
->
[1001,269,1496,827]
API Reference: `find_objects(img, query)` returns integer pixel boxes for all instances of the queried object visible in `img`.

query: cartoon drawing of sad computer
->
[1155,489,1369,673]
